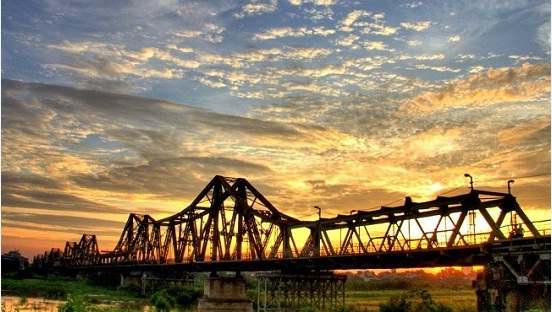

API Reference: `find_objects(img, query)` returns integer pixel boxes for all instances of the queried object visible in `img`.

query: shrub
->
[57,296,90,312]
[150,289,177,311]
[379,289,452,312]
[149,285,202,311]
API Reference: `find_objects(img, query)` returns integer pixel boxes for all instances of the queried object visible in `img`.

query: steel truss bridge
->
[34,175,549,274]
[33,175,551,311]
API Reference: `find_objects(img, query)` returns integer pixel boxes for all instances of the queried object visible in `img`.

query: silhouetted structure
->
[2,250,29,272]
[32,175,550,311]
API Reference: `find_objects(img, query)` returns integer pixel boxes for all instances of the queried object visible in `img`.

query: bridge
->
[33,175,551,311]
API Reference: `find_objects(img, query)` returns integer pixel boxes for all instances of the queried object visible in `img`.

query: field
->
[1,276,149,311]
[345,289,476,312]
[1,270,478,311]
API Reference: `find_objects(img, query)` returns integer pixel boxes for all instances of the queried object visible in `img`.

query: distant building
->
[2,250,29,272]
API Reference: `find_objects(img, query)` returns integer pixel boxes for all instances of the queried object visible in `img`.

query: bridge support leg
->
[197,276,253,312]
[475,252,551,312]
[257,272,347,311]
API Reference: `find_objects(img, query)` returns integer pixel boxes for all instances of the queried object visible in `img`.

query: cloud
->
[1,172,118,214]
[341,10,369,28]
[404,62,551,113]
[407,40,422,46]
[405,2,424,9]
[2,79,359,207]
[2,72,550,259]
[336,34,360,47]
[3,0,550,260]
[2,210,125,237]
[339,10,398,36]
[44,41,194,92]
[235,0,277,18]
[362,41,390,51]
[400,21,431,31]
[448,35,461,42]
[290,0,337,5]
[537,21,551,51]
[250,27,311,40]
[71,157,271,200]
[413,64,460,73]
[399,54,445,61]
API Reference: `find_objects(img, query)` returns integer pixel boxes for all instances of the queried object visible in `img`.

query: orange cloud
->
[405,62,551,114]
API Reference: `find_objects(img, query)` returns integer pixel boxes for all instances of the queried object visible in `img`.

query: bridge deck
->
[67,236,550,274]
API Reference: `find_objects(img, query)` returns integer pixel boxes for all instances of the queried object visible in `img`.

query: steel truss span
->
[33,175,550,272]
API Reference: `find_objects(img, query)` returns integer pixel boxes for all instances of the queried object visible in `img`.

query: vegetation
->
[2,276,140,301]
[149,285,203,311]
[1,274,146,311]
[379,289,452,312]
[342,269,477,312]
[1,268,477,311]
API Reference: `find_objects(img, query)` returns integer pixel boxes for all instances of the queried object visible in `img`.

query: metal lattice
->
[257,272,346,312]
[32,175,550,272]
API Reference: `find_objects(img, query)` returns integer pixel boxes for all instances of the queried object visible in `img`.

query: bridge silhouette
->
[34,175,549,273]
[33,175,551,311]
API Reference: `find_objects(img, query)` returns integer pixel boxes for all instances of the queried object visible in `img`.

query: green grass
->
[1,276,147,311]
[2,274,477,312]
[344,289,476,312]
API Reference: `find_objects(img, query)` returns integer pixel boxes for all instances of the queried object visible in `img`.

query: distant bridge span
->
[34,175,550,275]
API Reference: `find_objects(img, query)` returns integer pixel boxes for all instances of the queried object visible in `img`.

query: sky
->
[1,0,551,259]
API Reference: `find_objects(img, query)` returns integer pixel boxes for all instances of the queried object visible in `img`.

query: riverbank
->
[1,276,149,311]
[2,296,63,312]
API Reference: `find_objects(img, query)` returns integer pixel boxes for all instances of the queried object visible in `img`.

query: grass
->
[1,276,147,311]
[2,277,139,300]
[344,289,476,312]
[2,273,478,312]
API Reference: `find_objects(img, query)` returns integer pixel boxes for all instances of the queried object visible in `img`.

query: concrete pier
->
[197,276,253,312]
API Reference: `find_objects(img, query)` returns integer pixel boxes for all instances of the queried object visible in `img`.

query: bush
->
[150,289,177,311]
[149,285,202,311]
[379,289,452,312]
[57,295,95,312]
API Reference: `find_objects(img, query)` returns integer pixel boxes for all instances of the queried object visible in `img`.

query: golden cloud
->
[405,62,551,114]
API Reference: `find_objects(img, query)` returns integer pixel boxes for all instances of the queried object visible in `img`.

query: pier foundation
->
[475,243,551,312]
[197,276,253,312]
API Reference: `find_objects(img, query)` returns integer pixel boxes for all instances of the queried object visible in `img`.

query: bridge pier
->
[475,243,551,312]
[197,275,253,312]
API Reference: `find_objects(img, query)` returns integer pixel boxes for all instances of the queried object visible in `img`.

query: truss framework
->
[33,175,549,268]
[475,238,551,310]
[257,272,346,312]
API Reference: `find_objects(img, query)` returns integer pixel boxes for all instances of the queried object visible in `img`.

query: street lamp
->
[350,209,357,215]
[464,173,473,190]
[313,206,322,256]
[313,206,321,220]
[508,180,515,194]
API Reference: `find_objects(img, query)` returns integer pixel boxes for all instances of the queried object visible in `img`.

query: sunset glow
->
[1,1,550,260]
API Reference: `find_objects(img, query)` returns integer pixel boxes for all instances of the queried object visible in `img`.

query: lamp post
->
[508,180,515,194]
[350,209,357,215]
[313,206,321,221]
[313,206,321,256]
[464,173,473,190]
